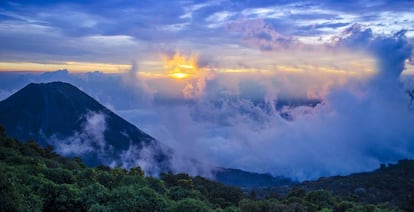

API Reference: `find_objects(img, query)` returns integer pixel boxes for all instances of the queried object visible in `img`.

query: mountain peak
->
[0,82,169,171]
[27,81,72,86]
[24,81,80,93]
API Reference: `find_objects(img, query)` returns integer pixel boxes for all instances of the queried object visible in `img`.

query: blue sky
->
[0,0,413,72]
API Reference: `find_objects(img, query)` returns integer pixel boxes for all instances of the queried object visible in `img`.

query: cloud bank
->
[132,26,414,180]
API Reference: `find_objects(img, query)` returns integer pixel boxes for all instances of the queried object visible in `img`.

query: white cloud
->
[180,1,223,20]
[241,7,286,19]
[205,11,236,28]
[50,111,107,156]
[228,19,302,51]
[80,35,138,48]
[119,144,156,174]
[159,23,190,32]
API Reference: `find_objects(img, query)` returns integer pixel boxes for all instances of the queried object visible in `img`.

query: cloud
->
[50,111,108,156]
[205,11,236,28]
[335,24,413,80]
[138,26,414,180]
[1,0,413,66]
[47,110,168,176]
[118,143,163,176]
[228,19,303,51]
[0,19,144,64]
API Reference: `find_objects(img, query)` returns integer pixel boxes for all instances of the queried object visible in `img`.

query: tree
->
[146,177,167,194]
[79,182,109,210]
[44,168,75,184]
[168,198,213,212]
[129,166,144,177]
[305,190,335,210]
[40,182,81,211]
[239,199,261,212]
[168,186,202,201]
[0,170,24,212]
[106,185,169,211]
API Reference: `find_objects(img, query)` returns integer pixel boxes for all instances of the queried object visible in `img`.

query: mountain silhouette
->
[213,167,295,188]
[0,82,170,170]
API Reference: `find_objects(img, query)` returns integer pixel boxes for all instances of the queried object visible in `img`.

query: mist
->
[49,112,107,156]
[0,25,413,180]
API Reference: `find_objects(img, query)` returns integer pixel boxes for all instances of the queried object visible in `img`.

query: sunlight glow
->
[164,52,198,80]
[179,64,194,69]
[169,72,190,79]
[0,61,130,73]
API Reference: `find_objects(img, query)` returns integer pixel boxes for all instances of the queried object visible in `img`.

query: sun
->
[164,52,198,80]
[169,72,190,79]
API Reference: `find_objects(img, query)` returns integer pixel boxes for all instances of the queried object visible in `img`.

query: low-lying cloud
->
[49,111,108,156]
[118,143,163,176]
[48,111,165,175]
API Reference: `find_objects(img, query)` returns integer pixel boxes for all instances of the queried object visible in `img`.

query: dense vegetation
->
[0,126,401,211]
[297,160,414,211]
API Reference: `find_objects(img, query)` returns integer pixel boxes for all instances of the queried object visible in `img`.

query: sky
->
[0,0,413,74]
[1,0,414,180]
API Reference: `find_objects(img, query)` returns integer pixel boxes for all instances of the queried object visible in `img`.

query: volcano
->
[0,81,170,171]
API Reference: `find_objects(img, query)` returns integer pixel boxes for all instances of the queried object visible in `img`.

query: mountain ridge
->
[213,167,295,188]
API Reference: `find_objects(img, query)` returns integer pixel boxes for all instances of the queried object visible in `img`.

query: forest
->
[0,125,402,211]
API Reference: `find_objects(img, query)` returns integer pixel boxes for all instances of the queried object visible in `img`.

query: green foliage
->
[76,168,97,187]
[239,199,289,212]
[79,182,110,209]
[193,176,243,208]
[146,176,167,194]
[129,166,145,177]
[168,186,203,201]
[168,198,213,212]
[44,168,75,184]
[305,190,335,209]
[0,125,404,211]
[104,185,169,211]
[39,181,82,211]
[0,168,25,212]
[88,203,110,212]
[288,188,307,198]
